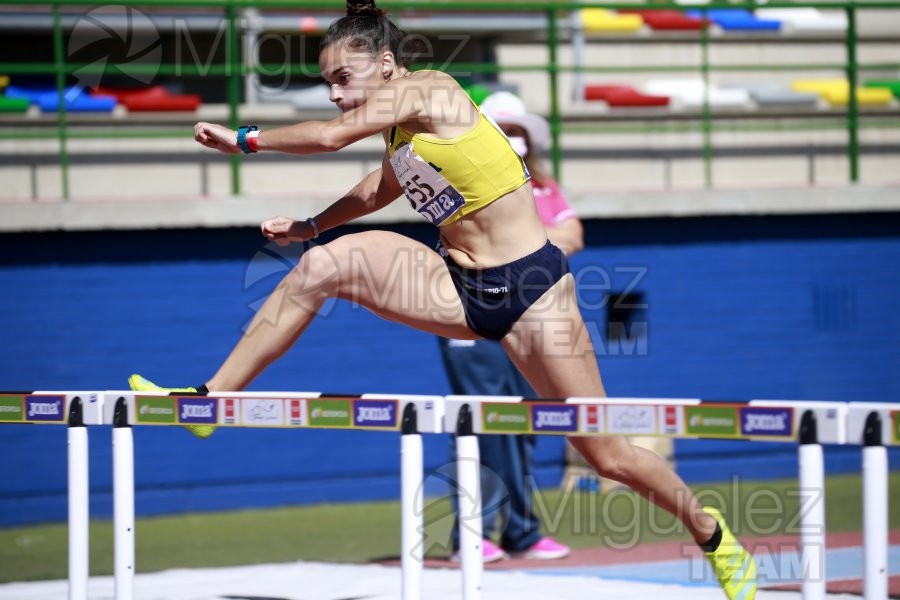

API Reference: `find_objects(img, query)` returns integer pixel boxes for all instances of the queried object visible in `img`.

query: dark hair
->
[320,0,424,68]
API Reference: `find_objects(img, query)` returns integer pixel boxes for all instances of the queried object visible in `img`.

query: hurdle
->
[99,391,443,600]
[1,392,895,600]
[443,396,848,600]
[0,391,105,600]
[847,402,900,600]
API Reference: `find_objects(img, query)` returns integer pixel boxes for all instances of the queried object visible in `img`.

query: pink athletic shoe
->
[450,539,508,563]
[482,539,508,563]
[517,537,571,560]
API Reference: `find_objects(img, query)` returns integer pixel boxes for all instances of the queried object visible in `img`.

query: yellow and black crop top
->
[387,111,530,227]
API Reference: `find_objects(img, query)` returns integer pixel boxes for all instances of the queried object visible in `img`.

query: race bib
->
[389,142,465,226]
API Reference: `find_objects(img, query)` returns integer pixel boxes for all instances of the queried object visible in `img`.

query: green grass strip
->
[1,471,898,583]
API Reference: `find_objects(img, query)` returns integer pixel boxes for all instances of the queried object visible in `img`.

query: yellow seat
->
[793,79,894,106]
[791,78,845,95]
[822,87,893,106]
[0,75,9,89]
[581,9,644,33]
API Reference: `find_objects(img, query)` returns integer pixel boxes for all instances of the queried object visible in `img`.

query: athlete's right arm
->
[261,153,404,245]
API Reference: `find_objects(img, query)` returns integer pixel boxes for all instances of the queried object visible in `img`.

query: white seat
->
[642,79,751,109]
[255,84,334,110]
[754,8,847,33]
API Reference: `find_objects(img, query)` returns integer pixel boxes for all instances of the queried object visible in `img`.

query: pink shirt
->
[532,179,577,228]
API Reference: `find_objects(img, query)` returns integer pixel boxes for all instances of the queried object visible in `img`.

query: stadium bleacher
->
[95,86,201,112]
[0,2,898,199]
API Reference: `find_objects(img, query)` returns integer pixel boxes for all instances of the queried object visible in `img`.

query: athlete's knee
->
[575,437,636,481]
[286,244,342,296]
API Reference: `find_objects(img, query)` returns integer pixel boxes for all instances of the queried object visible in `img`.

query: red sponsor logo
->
[224,399,236,423]
[291,400,301,420]
[587,405,599,426]
[665,406,677,428]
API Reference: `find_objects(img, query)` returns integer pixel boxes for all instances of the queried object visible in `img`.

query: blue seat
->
[687,9,781,31]
[6,85,116,113]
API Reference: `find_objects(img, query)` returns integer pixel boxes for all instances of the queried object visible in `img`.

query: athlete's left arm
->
[194,79,425,155]
[312,152,403,234]
[260,154,402,245]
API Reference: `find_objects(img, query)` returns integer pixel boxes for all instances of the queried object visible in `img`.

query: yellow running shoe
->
[703,507,757,600]
[128,374,216,439]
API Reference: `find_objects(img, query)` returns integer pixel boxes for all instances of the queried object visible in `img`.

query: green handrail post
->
[547,8,562,182]
[700,11,713,190]
[846,5,859,183]
[227,1,242,195]
[52,3,70,201]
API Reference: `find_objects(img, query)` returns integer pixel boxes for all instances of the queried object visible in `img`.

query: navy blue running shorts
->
[441,240,570,341]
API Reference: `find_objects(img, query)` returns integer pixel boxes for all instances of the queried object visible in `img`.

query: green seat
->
[0,96,29,113]
[463,83,492,105]
[865,80,900,99]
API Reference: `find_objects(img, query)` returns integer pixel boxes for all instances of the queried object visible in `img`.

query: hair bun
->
[346,0,384,17]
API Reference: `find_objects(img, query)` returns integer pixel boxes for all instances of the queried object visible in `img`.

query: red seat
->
[619,10,707,31]
[94,86,202,112]
[584,84,670,107]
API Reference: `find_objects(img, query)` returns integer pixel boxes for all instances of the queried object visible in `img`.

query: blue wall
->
[1,213,898,526]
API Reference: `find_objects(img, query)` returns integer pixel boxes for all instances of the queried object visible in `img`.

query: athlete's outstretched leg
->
[502,274,756,599]
[206,230,474,391]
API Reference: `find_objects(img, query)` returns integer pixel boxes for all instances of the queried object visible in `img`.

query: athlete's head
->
[319,0,423,112]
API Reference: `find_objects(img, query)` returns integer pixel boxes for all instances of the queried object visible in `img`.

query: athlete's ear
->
[380,50,396,81]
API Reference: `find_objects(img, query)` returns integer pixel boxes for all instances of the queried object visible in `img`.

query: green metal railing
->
[0,0,898,199]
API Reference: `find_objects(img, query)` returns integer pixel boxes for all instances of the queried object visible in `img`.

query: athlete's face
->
[320,43,392,113]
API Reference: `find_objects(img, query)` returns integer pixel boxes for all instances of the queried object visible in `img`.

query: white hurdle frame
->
[848,402,899,600]
[455,402,484,600]
[444,396,851,600]
[66,397,89,600]
[3,392,894,600]
[754,399,848,600]
[101,391,443,600]
[111,396,135,600]
[0,392,104,600]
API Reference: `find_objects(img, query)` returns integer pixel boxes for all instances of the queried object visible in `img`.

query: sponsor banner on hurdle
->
[446,396,705,437]
[444,396,832,442]
[685,404,740,437]
[750,400,847,444]
[740,406,793,437]
[0,392,103,425]
[479,400,581,434]
[104,393,443,433]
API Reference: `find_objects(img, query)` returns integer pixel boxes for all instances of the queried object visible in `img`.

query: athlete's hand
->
[194,122,240,154]
[261,216,313,246]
